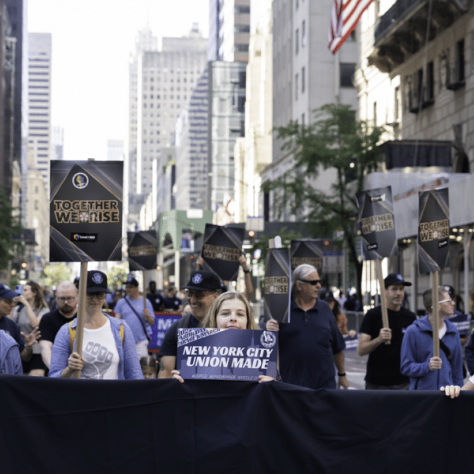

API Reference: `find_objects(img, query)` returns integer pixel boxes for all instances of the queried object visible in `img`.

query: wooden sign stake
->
[375,259,390,345]
[432,270,440,358]
[72,261,88,379]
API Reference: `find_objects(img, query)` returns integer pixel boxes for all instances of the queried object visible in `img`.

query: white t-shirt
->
[439,325,447,340]
[80,319,119,380]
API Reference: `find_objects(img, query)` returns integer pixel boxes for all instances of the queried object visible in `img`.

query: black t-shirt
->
[359,305,416,386]
[164,297,182,311]
[147,293,165,312]
[0,316,24,351]
[39,309,76,343]
[159,313,200,357]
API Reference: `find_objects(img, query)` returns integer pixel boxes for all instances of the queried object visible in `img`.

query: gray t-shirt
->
[12,305,49,354]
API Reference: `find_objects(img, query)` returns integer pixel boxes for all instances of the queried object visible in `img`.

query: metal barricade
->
[344,311,365,332]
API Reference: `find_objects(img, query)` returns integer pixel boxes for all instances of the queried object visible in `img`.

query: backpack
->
[68,320,125,353]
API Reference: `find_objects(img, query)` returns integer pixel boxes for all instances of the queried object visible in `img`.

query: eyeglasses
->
[57,297,76,303]
[86,293,105,300]
[185,289,213,300]
[299,279,321,286]
[0,298,15,305]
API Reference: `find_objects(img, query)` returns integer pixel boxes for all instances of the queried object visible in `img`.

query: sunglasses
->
[299,279,321,286]
[185,289,213,300]
[86,292,106,300]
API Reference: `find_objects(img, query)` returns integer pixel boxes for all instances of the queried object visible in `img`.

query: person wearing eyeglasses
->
[266,264,348,390]
[400,286,463,391]
[39,281,78,369]
[357,273,416,390]
[158,271,222,378]
[49,271,142,380]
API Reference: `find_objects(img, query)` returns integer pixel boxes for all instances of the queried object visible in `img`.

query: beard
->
[60,304,75,315]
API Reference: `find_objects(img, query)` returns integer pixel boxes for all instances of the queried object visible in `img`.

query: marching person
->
[158,270,222,378]
[357,273,416,390]
[114,275,154,358]
[400,287,463,390]
[266,264,348,390]
[49,271,142,380]
[11,281,49,376]
[0,330,22,375]
[0,284,40,364]
[39,281,78,369]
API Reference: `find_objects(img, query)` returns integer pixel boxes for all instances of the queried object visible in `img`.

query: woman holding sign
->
[171,292,274,383]
[49,271,143,380]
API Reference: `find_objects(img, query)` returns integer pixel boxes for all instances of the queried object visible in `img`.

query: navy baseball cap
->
[384,273,412,288]
[125,275,139,287]
[0,284,19,300]
[184,271,221,292]
[87,271,112,293]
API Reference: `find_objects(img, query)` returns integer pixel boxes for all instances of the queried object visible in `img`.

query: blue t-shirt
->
[278,299,345,390]
[114,296,154,344]
[164,297,182,311]
[0,316,25,352]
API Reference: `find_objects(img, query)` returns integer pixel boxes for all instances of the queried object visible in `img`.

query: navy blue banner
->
[343,333,359,352]
[148,312,181,353]
[177,329,278,381]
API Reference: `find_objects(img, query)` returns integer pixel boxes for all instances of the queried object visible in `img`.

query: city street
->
[345,350,368,390]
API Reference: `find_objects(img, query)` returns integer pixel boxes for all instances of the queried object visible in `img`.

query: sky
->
[27,0,209,161]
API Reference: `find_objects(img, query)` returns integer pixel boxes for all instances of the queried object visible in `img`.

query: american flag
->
[328,0,374,54]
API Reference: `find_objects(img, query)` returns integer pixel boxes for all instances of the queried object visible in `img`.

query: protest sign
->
[50,160,123,262]
[148,312,181,353]
[264,248,291,323]
[418,188,450,274]
[290,240,324,270]
[356,186,398,260]
[343,334,359,352]
[177,328,278,381]
[201,224,245,281]
[127,231,157,271]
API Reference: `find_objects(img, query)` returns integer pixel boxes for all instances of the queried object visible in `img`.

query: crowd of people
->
[1,263,473,400]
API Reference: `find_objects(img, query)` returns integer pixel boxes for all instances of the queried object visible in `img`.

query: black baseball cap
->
[87,271,112,293]
[184,271,221,292]
[444,285,455,299]
[384,273,412,288]
[0,284,19,300]
[125,275,139,287]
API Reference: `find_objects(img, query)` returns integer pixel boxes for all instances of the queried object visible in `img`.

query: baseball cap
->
[0,284,19,300]
[444,285,455,299]
[125,275,139,287]
[184,271,222,292]
[384,273,412,288]
[87,271,112,293]
[319,288,335,302]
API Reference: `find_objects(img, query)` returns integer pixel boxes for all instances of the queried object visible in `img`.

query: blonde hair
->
[201,291,257,330]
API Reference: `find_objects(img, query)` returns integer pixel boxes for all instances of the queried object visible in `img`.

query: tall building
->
[28,32,51,187]
[208,0,251,62]
[263,0,359,220]
[207,60,247,220]
[175,67,209,210]
[51,126,64,161]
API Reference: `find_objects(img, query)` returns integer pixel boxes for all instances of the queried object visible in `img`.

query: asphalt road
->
[344,350,368,390]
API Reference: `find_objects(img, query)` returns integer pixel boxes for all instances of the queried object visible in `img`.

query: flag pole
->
[375,259,390,345]
[432,271,440,358]
[72,262,88,379]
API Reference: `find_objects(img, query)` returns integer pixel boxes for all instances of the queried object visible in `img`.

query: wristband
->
[338,372,346,377]
[243,269,250,274]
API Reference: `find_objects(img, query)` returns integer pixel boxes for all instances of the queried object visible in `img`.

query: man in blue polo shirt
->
[266,264,348,390]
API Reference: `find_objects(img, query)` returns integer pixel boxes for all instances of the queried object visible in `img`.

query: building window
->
[373,101,377,126]
[295,29,299,55]
[295,74,299,100]
[301,67,305,93]
[456,39,465,82]
[302,21,306,46]
[302,113,305,125]
[394,86,400,121]
[340,63,355,88]
[35,200,39,210]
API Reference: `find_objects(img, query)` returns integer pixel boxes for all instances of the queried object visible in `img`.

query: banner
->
[290,239,324,270]
[148,312,181,353]
[343,333,359,352]
[201,224,245,281]
[127,230,157,271]
[418,188,449,273]
[264,248,291,323]
[356,186,398,260]
[49,160,123,262]
[177,328,278,381]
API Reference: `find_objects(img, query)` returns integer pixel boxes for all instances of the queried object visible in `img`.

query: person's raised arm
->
[158,355,176,378]
[357,329,391,356]
[239,255,254,300]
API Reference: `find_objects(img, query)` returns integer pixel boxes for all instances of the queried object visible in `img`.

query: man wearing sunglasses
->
[39,281,78,369]
[400,286,463,390]
[357,273,416,390]
[158,271,222,378]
